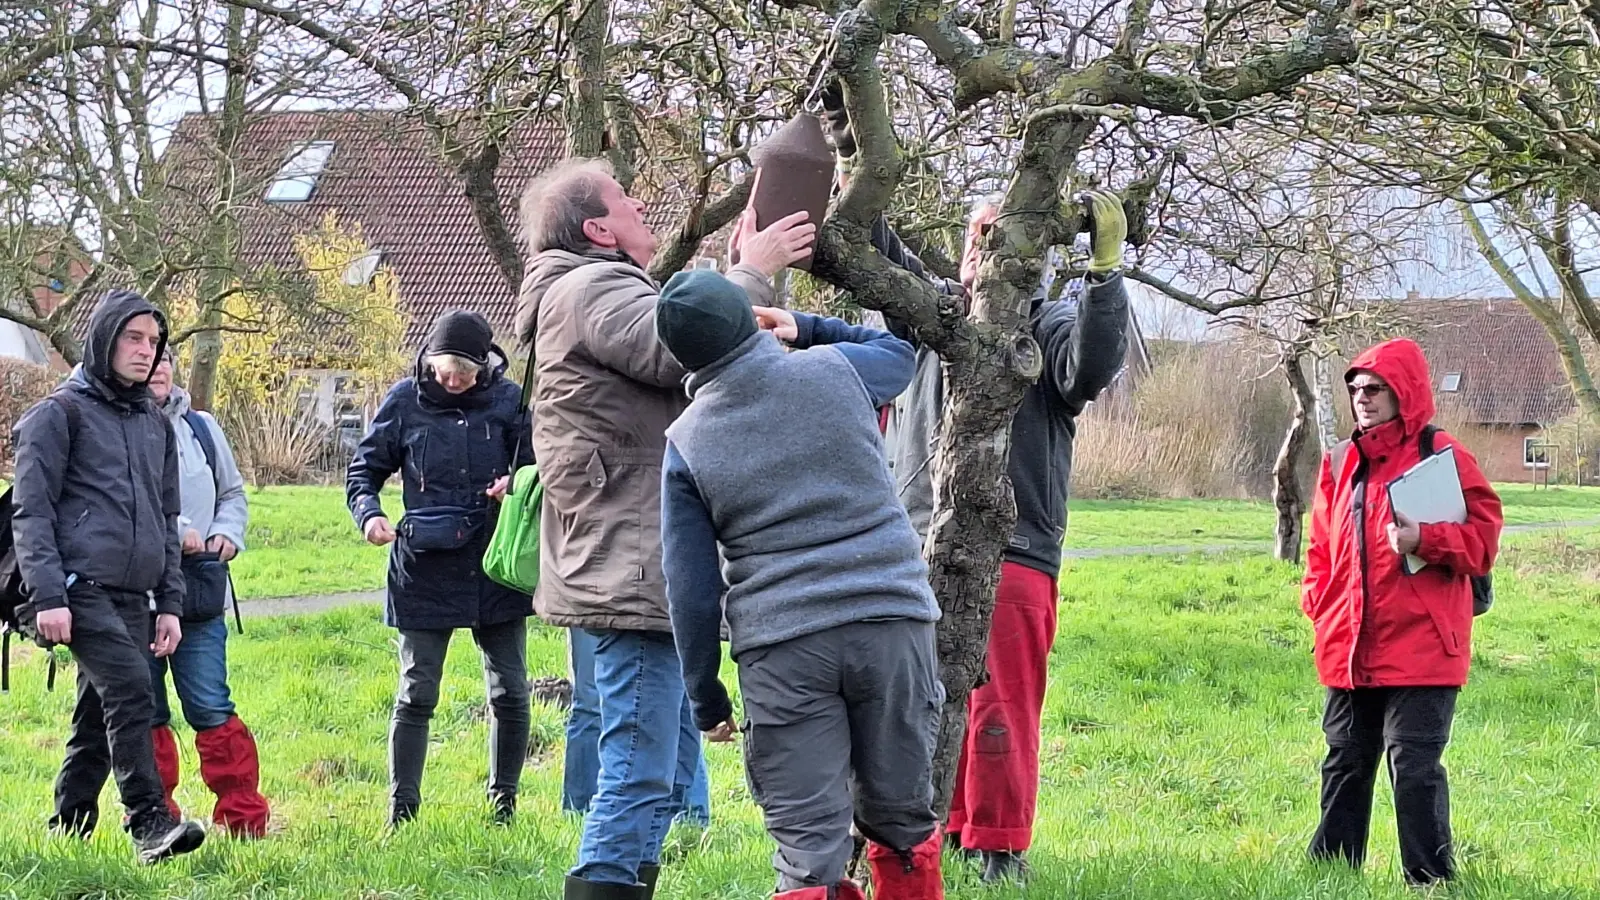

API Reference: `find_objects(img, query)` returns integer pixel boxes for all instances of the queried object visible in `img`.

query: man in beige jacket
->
[515,158,813,900]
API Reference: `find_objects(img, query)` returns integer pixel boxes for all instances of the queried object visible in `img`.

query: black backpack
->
[1331,424,1494,616]
[0,484,57,693]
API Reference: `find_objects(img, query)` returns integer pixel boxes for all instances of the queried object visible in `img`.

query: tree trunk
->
[564,0,609,159]
[1313,353,1339,451]
[460,144,524,293]
[186,3,248,412]
[921,115,1092,817]
[1274,348,1314,563]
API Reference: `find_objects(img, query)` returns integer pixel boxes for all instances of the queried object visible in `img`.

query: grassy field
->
[232,484,1600,599]
[2,517,1598,898]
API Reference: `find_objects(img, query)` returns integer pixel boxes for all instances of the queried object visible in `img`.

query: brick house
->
[1391,297,1577,482]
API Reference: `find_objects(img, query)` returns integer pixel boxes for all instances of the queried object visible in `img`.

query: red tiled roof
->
[163,110,690,349]
[1391,298,1575,426]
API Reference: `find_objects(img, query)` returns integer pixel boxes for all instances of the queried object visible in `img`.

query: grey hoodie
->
[161,385,248,553]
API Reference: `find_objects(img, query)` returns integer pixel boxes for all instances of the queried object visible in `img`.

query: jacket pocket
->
[403,428,429,491]
[1405,574,1464,658]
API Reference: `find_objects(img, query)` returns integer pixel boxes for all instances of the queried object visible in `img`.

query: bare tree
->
[769,0,1356,808]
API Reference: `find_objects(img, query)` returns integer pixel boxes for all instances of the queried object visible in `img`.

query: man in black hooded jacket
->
[12,289,206,863]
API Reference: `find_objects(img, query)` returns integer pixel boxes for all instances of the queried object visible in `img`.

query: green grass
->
[231,486,394,600]
[1067,484,1600,551]
[2,525,1598,897]
[231,485,1600,600]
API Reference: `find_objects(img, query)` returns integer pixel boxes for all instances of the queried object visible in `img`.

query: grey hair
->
[519,158,615,256]
[970,193,1005,222]
[426,353,481,379]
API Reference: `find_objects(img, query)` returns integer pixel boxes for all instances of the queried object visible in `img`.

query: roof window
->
[265,141,335,202]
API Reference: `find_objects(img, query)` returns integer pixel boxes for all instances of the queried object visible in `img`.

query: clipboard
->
[1385,446,1466,574]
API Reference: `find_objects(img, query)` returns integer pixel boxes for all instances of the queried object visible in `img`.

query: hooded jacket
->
[11,291,184,614]
[347,347,533,630]
[1301,338,1504,689]
[161,384,248,554]
[513,247,774,633]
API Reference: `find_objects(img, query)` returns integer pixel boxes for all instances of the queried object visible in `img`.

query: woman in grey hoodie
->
[144,350,271,837]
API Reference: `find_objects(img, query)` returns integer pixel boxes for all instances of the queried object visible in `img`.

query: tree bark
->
[1274,347,1314,563]
[185,3,248,412]
[460,144,524,293]
[564,0,609,159]
[1313,353,1339,451]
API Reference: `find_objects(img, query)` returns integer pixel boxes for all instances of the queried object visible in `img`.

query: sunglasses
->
[1347,383,1389,399]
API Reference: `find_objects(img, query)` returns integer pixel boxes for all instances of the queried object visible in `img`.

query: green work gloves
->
[1084,190,1127,273]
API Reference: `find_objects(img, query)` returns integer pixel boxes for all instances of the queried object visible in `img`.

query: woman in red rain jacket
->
[1301,337,1503,886]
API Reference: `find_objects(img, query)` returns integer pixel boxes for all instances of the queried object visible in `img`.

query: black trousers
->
[390,619,531,813]
[1308,686,1459,885]
[49,585,168,836]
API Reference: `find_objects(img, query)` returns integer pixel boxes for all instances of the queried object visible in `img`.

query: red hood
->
[1345,338,1435,437]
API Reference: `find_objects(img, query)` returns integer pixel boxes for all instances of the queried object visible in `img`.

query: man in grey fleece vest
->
[656,268,946,900]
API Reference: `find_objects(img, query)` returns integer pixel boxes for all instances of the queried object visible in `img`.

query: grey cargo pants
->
[736,618,943,891]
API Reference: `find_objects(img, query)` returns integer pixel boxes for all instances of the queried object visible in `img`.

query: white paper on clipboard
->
[1385,446,1467,574]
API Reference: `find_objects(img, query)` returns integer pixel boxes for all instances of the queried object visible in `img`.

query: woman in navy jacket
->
[347,310,533,827]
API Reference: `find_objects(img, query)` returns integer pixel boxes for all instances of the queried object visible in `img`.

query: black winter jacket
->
[347,350,533,630]
[11,291,184,614]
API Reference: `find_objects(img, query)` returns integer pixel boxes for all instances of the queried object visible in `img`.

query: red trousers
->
[947,562,1058,852]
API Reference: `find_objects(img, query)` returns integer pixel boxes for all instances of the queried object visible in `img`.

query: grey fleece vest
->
[666,333,940,658]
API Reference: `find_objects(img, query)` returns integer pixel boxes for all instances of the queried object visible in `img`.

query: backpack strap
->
[182,410,221,490]
[1330,439,1351,478]
[1418,424,1439,459]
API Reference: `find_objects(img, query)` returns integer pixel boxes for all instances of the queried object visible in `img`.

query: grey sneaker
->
[131,814,205,864]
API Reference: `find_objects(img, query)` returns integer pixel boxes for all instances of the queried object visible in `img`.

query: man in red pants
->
[823,75,1133,885]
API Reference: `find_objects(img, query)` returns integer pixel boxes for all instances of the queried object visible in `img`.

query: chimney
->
[1405,289,1420,302]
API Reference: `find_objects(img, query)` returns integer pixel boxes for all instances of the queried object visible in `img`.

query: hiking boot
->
[130,813,205,865]
[561,875,648,899]
[490,792,516,827]
[979,850,1029,884]
[387,801,418,830]
[47,808,98,840]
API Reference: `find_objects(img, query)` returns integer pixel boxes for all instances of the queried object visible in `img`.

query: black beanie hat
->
[655,270,759,371]
[425,310,494,365]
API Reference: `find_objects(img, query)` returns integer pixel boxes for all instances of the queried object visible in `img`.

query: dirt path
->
[237,518,1600,618]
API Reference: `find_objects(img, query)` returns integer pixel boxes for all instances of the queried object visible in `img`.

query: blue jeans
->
[572,628,701,885]
[565,627,711,825]
[148,615,235,731]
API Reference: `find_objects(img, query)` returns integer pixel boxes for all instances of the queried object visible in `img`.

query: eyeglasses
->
[1347,383,1389,399]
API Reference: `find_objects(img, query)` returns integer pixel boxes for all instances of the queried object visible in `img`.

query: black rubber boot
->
[637,863,660,898]
[980,851,1029,884]
[562,875,648,899]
